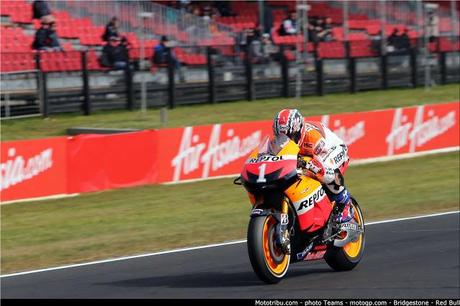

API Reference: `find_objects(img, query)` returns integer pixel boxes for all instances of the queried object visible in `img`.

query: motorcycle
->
[234,134,365,284]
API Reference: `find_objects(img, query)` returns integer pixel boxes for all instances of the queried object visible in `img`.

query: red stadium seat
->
[317,41,346,59]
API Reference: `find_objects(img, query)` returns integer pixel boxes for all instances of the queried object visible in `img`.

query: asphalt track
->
[1,212,459,299]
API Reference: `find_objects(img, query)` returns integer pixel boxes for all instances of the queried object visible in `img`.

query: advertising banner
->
[1,101,458,201]
[157,102,459,183]
[156,120,272,183]
[319,102,459,159]
[1,137,67,202]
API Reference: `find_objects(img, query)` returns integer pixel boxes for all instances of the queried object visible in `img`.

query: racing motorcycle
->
[234,134,365,284]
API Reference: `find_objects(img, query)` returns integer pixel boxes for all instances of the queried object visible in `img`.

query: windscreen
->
[257,134,290,156]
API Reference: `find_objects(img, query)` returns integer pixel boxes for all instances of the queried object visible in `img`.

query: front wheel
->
[247,215,290,284]
[324,198,365,271]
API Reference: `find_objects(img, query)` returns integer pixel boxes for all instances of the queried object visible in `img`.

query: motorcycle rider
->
[272,108,354,224]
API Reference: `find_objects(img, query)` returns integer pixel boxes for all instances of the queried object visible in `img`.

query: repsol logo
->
[249,155,283,163]
[297,188,326,211]
[333,150,345,164]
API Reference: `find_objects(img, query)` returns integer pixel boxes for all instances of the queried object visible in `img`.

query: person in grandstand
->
[153,36,181,70]
[100,36,129,70]
[317,17,333,42]
[272,109,354,225]
[102,17,120,42]
[32,21,61,51]
[279,10,297,36]
[152,36,185,82]
[32,0,54,24]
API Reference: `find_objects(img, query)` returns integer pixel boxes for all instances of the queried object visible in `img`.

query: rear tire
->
[247,215,290,284]
[324,198,365,271]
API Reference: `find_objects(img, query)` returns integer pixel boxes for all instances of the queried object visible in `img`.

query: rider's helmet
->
[272,108,304,144]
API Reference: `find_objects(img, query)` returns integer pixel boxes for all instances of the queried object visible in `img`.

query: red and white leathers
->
[298,120,350,195]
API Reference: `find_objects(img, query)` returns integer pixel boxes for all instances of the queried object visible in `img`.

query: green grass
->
[1,151,458,274]
[1,84,459,141]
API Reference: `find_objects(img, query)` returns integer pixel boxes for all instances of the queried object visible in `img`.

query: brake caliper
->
[275,213,291,255]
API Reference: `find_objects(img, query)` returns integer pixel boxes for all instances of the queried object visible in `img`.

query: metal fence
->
[1,39,459,118]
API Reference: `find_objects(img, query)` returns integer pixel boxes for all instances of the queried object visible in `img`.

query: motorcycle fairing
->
[284,175,333,232]
[242,134,333,232]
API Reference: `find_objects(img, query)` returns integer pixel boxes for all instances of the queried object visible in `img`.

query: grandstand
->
[1,0,459,117]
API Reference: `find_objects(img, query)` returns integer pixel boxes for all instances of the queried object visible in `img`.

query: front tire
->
[324,198,365,271]
[247,215,290,284]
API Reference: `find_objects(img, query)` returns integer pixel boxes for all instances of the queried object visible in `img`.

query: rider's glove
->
[305,158,325,176]
[297,156,307,169]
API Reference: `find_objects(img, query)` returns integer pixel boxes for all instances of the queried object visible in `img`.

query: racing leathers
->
[298,120,354,223]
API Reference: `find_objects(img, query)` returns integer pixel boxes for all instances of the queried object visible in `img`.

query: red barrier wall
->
[67,130,158,193]
[1,102,458,202]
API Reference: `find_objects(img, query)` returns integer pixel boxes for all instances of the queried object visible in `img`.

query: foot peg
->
[333,221,362,247]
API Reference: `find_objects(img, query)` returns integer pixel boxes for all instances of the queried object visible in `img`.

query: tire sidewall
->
[247,215,290,284]
[324,200,365,270]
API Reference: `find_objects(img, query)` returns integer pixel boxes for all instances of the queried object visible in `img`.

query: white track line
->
[1,210,458,279]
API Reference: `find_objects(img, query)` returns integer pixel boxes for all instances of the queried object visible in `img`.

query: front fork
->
[275,198,291,255]
[249,198,292,255]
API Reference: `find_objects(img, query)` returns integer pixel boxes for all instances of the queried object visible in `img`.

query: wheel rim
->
[262,216,289,276]
[343,204,364,258]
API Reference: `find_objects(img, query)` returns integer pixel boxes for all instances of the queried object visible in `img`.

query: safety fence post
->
[167,47,175,109]
[207,46,216,104]
[81,50,91,116]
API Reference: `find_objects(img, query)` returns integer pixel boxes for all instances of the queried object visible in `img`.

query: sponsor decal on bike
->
[314,139,326,155]
[386,105,457,156]
[250,209,264,216]
[171,124,262,181]
[280,213,289,225]
[294,186,327,214]
[333,149,345,165]
[340,222,359,231]
[1,147,53,191]
[296,241,314,260]
[305,250,326,261]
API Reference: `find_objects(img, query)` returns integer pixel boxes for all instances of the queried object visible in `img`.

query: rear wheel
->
[324,198,365,271]
[247,215,290,284]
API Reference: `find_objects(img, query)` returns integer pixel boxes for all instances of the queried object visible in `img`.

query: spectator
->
[251,33,279,64]
[371,30,383,54]
[32,21,51,50]
[307,18,319,43]
[32,21,61,51]
[153,36,185,82]
[32,0,54,24]
[100,36,129,70]
[279,11,297,36]
[317,17,333,42]
[387,28,400,53]
[153,36,181,67]
[208,13,220,35]
[47,21,62,50]
[102,17,120,42]
[399,28,411,52]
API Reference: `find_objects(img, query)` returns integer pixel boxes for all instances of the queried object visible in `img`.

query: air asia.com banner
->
[157,102,459,183]
[0,102,458,201]
[0,137,68,201]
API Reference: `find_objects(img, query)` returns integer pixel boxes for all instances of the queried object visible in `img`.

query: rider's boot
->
[329,189,355,224]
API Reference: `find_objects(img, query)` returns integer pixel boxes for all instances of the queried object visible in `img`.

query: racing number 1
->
[256,164,267,183]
